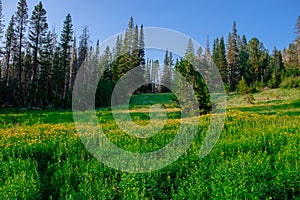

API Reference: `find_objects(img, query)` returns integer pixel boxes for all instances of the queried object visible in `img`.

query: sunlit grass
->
[0,89,299,199]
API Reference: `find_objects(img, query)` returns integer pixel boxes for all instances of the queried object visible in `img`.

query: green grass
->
[0,89,299,199]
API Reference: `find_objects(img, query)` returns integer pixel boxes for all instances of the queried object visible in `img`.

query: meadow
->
[0,89,299,199]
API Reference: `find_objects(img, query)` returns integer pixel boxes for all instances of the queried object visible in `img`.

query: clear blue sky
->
[3,0,300,51]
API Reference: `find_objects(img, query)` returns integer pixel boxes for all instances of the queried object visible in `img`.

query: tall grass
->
[0,90,299,199]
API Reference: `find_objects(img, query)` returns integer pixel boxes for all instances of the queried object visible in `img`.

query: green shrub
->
[237,77,255,104]
[280,76,300,88]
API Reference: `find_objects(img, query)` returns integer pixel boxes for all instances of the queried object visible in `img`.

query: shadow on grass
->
[0,110,75,127]
[231,100,300,115]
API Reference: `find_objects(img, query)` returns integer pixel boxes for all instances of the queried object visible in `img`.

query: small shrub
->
[280,76,300,88]
[237,77,255,104]
[237,77,249,96]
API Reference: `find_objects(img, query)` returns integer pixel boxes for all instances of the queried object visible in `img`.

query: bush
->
[237,77,249,96]
[237,77,255,104]
[280,76,300,88]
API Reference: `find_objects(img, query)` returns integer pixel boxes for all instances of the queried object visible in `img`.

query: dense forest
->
[0,0,300,110]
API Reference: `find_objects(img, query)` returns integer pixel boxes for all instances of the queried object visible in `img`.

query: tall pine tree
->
[14,0,28,106]
[4,16,16,87]
[28,1,48,105]
[59,13,73,107]
[218,36,228,84]
[227,21,240,91]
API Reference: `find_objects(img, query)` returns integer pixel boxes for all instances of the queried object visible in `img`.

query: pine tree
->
[139,24,145,67]
[174,59,211,113]
[185,38,195,64]
[0,0,4,91]
[152,60,159,93]
[227,21,240,91]
[282,43,299,76]
[161,49,173,92]
[195,46,203,71]
[95,39,100,62]
[39,31,53,106]
[268,48,284,88]
[52,46,63,106]
[203,37,211,62]
[138,25,147,93]
[122,16,134,54]
[14,0,28,105]
[238,35,249,83]
[114,35,122,60]
[112,36,121,82]
[0,0,4,52]
[22,44,31,105]
[69,35,77,91]
[218,36,228,84]
[28,1,48,105]
[212,38,220,67]
[60,13,73,107]
[78,26,89,67]
[4,15,16,87]
[247,37,269,86]
[96,46,113,107]
[144,59,151,92]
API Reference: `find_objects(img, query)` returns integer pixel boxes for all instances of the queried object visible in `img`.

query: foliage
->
[280,76,300,88]
[174,59,211,113]
[237,77,255,104]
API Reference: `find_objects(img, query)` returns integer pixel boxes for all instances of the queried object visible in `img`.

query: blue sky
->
[3,0,300,51]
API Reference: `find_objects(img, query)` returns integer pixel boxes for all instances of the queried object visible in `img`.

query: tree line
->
[0,0,299,111]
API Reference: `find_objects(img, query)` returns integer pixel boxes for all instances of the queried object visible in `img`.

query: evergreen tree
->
[218,36,228,84]
[195,46,203,71]
[238,35,249,83]
[112,36,121,82]
[203,36,211,63]
[201,37,213,83]
[152,60,159,93]
[227,21,240,91]
[39,31,53,106]
[59,13,73,107]
[52,46,63,106]
[2,15,17,105]
[78,26,90,68]
[185,38,196,64]
[22,44,31,106]
[122,16,134,54]
[28,1,48,105]
[0,0,4,51]
[247,38,269,86]
[161,49,172,92]
[212,38,219,67]
[139,24,145,67]
[282,43,299,76]
[138,25,146,92]
[69,35,77,91]
[268,48,284,88]
[4,16,16,87]
[237,76,254,104]
[14,0,28,105]
[131,25,143,93]
[96,46,113,107]
[174,59,211,113]
[144,59,151,92]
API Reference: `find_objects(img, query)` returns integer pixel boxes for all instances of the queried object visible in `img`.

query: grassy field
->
[0,89,299,199]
